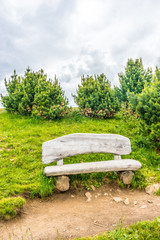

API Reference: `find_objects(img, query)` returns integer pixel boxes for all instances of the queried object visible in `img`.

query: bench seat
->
[44,159,141,176]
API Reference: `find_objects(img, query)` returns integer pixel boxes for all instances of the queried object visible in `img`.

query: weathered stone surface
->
[140,205,147,209]
[145,183,160,195]
[117,189,121,193]
[124,198,130,205]
[56,176,70,192]
[113,197,123,203]
[104,193,108,196]
[91,185,96,191]
[120,171,134,185]
[85,192,92,202]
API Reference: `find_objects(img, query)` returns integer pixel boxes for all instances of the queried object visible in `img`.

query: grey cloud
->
[156,57,160,67]
[0,0,76,83]
[127,23,155,44]
[1,0,160,107]
[59,48,120,92]
[60,74,71,83]
[20,0,76,55]
[76,49,117,84]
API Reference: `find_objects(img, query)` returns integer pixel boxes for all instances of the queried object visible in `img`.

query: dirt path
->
[0,184,160,240]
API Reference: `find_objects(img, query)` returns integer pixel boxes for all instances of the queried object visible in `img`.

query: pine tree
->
[1,68,68,119]
[118,58,152,102]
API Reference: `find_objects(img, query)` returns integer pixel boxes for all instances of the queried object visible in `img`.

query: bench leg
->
[56,176,70,192]
[56,159,70,192]
[57,159,63,166]
[114,155,121,160]
[120,171,134,185]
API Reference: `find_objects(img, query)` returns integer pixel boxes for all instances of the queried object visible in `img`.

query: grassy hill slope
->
[0,110,160,219]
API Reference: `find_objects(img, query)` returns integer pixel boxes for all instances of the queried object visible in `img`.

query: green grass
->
[0,197,26,220]
[74,218,160,240]
[0,110,160,219]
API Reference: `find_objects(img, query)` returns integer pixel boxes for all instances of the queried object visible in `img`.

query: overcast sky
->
[0,0,160,107]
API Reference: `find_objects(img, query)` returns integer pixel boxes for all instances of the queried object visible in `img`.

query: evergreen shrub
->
[1,68,68,119]
[117,58,152,103]
[136,67,160,148]
[73,74,118,119]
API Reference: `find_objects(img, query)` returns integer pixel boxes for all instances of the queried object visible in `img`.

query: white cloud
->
[0,0,160,107]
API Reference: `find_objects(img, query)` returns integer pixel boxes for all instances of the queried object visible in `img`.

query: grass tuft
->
[75,218,160,240]
[0,197,26,220]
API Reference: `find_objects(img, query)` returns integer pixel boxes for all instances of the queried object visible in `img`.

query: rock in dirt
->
[120,171,134,185]
[104,193,108,196]
[85,192,92,202]
[117,189,121,193]
[133,201,138,205]
[113,197,123,203]
[124,198,130,205]
[140,205,147,209]
[91,185,96,191]
[56,176,70,192]
[145,183,160,195]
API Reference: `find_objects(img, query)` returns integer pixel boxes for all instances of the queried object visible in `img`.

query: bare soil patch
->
[0,184,160,240]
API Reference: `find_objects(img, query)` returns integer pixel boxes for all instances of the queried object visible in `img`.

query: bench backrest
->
[42,133,131,164]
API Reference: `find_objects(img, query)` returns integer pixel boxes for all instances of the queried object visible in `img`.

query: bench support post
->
[56,159,69,192]
[114,155,121,160]
[57,159,63,166]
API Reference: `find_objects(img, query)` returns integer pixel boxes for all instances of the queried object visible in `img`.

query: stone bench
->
[42,133,142,191]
